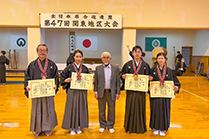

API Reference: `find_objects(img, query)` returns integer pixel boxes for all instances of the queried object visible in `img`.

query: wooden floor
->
[0,75,209,138]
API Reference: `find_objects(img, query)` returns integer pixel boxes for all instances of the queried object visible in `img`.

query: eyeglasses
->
[102,57,111,59]
[38,49,47,52]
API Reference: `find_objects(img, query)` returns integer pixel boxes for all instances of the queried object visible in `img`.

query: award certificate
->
[28,79,55,98]
[70,72,94,90]
[150,81,174,98]
[125,74,149,92]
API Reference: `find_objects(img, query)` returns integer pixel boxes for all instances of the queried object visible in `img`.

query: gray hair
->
[101,52,111,58]
[36,44,48,52]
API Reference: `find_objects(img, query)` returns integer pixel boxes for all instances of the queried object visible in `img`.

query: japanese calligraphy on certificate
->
[125,74,149,92]
[28,79,55,99]
[70,72,94,90]
[40,13,122,29]
[150,81,174,98]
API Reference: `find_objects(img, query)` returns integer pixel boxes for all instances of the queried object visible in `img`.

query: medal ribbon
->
[73,63,82,80]
[37,58,48,78]
[132,60,142,76]
[157,65,167,86]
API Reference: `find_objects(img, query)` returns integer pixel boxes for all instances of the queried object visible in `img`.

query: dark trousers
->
[98,91,115,129]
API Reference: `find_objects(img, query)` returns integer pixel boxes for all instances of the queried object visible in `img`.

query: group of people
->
[24,44,181,138]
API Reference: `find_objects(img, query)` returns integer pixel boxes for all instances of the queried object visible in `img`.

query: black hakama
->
[60,63,89,130]
[149,66,181,131]
[24,58,59,132]
[121,59,150,133]
[0,55,9,83]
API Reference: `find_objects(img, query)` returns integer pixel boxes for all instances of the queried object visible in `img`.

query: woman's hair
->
[1,50,6,55]
[156,52,166,59]
[73,49,83,57]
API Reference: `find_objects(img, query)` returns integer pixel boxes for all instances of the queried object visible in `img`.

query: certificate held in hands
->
[150,81,174,98]
[70,72,94,90]
[28,79,55,99]
[125,74,149,92]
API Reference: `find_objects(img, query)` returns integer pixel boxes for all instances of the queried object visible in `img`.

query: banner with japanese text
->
[40,13,122,29]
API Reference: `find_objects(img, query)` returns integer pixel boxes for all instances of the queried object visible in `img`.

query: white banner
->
[40,13,122,29]
[76,36,97,51]
[70,35,75,52]
[10,35,27,50]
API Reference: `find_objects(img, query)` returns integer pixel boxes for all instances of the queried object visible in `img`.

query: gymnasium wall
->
[193,30,209,56]
[45,29,122,67]
[1,0,209,28]
[1,28,209,70]
[0,27,27,69]
[136,30,194,69]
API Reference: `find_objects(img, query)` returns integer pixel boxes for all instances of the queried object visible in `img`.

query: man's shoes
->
[44,131,52,136]
[99,128,105,133]
[160,131,165,136]
[153,130,159,135]
[109,128,115,133]
[33,132,41,138]
[76,129,82,134]
[70,129,76,135]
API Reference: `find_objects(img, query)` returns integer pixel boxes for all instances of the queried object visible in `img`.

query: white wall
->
[0,27,27,69]
[136,30,194,69]
[45,29,123,67]
[2,28,209,70]
[193,30,209,56]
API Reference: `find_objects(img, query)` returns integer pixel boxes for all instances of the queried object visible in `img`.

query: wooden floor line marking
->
[181,88,209,102]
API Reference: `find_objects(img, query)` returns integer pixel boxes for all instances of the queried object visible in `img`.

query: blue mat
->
[5,81,24,84]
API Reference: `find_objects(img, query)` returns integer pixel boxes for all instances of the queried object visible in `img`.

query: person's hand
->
[127,45,131,52]
[122,74,127,79]
[95,94,98,100]
[148,76,153,81]
[93,78,95,83]
[148,87,151,91]
[26,86,30,92]
[173,86,179,92]
[65,78,72,83]
[53,85,57,90]
[116,94,120,100]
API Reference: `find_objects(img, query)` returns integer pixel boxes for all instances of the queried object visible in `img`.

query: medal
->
[134,75,138,81]
[42,75,46,79]
[73,63,82,81]
[132,60,142,81]
[37,58,48,80]
[157,65,166,87]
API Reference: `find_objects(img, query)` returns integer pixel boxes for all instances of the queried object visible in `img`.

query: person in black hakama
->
[175,58,187,76]
[24,44,59,138]
[0,50,9,85]
[121,45,152,134]
[149,52,181,136]
[127,45,145,59]
[60,50,89,135]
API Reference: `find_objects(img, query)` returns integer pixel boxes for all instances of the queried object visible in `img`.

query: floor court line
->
[181,88,209,102]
